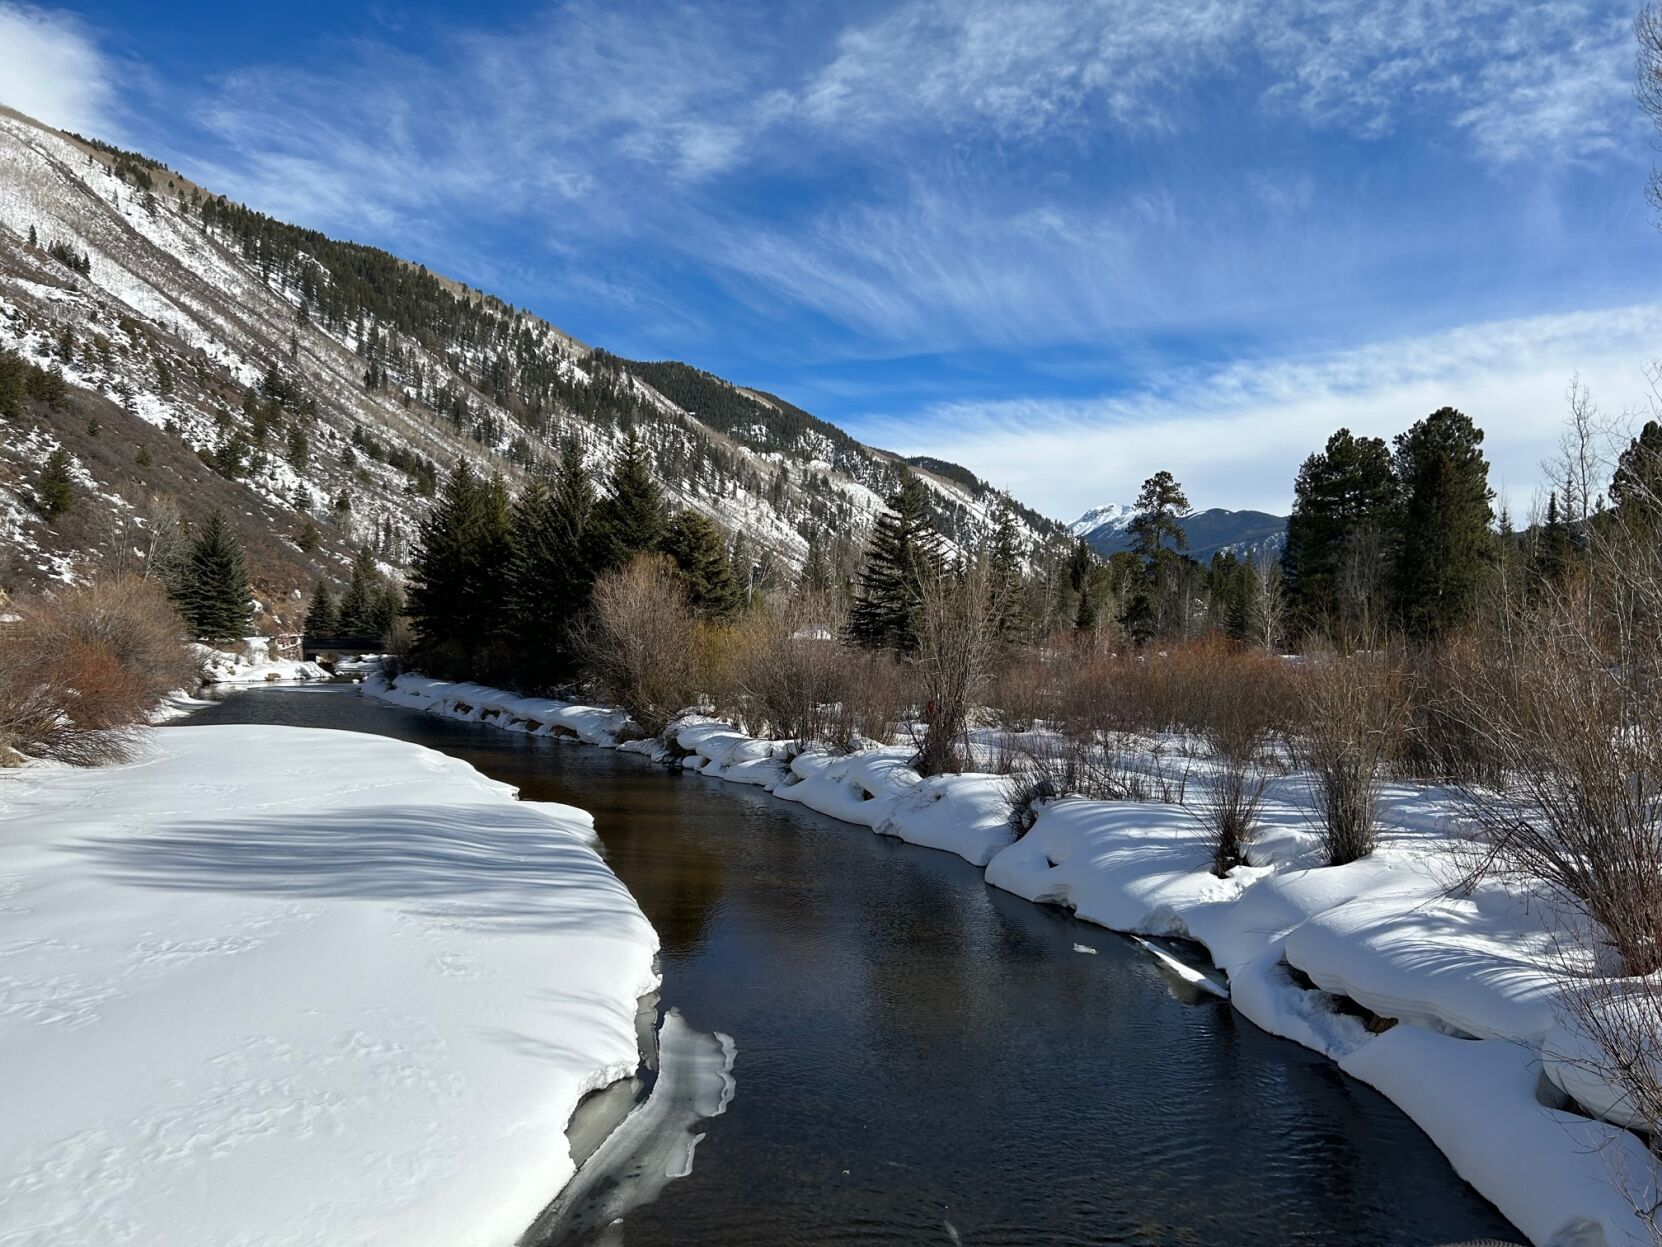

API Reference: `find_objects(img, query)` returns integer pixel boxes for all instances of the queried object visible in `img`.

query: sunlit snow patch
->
[1133,936,1230,1000]
[526,1009,737,1246]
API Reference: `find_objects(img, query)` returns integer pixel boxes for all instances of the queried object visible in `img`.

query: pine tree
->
[1283,428,1398,633]
[847,472,944,652]
[662,511,742,619]
[406,461,512,677]
[1612,419,1662,519]
[503,441,597,689]
[36,448,73,518]
[986,498,1027,644]
[336,547,380,633]
[799,540,832,594]
[286,422,309,471]
[304,581,338,635]
[297,519,318,552]
[1390,407,1494,638]
[590,431,666,572]
[1128,471,1191,560]
[175,511,252,643]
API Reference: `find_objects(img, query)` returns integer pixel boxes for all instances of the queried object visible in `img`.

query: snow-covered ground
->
[0,723,659,1246]
[196,639,331,685]
[368,670,1662,1247]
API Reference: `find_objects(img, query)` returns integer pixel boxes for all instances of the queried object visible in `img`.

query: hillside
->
[0,107,1061,623]
[1070,503,1287,563]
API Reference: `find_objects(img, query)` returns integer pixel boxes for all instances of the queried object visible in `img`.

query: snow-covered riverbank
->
[367,670,1660,1247]
[0,723,659,1247]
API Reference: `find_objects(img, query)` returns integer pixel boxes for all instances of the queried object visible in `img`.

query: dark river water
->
[177,684,1519,1247]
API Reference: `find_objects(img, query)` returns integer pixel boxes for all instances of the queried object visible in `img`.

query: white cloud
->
[799,0,1640,163]
[0,3,117,136]
[857,303,1662,522]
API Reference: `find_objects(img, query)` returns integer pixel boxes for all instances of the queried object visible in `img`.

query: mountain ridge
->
[0,107,1063,623]
[1070,502,1287,563]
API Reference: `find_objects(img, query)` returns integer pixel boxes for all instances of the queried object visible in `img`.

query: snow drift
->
[0,724,660,1247]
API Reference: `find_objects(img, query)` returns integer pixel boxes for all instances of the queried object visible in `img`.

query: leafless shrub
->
[575,554,699,735]
[912,560,1001,776]
[1194,662,1279,875]
[823,649,909,752]
[1440,591,1662,976]
[1304,650,1406,865]
[0,575,197,764]
[724,591,847,742]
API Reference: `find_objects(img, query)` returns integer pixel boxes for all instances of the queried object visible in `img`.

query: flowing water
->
[178,685,1519,1247]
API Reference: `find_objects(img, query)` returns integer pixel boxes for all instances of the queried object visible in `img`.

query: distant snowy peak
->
[1070,504,1288,563]
[1067,503,1137,538]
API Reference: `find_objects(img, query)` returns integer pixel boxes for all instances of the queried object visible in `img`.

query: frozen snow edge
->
[0,722,661,1247]
[365,672,1658,1247]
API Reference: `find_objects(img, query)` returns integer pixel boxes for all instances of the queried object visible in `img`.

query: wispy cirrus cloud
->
[0,2,119,138]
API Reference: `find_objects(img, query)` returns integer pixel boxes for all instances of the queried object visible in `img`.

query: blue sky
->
[3,0,1661,520]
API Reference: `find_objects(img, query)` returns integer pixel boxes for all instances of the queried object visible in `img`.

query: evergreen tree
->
[336,547,380,633]
[1612,419,1662,519]
[407,462,512,676]
[590,431,666,571]
[304,581,338,635]
[986,498,1028,644]
[175,511,252,642]
[1074,586,1098,632]
[1128,471,1191,560]
[286,422,309,471]
[368,583,403,639]
[1282,428,1399,634]
[297,518,318,552]
[799,540,833,594]
[36,448,73,518]
[729,532,753,608]
[501,440,599,689]
[847,472,944,652]
[662,511,743,619]
[1390,407,1495,638]
[1530,490,1574,588]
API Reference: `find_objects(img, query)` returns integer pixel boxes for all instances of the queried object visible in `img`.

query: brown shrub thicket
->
[574,555,700,735]
[0,576,197,764]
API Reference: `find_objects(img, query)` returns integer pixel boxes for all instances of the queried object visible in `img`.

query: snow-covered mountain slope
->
[0,106,1062,604]
[1071,502,1287,563]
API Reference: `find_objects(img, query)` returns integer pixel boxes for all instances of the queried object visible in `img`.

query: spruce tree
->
[501,441,598,689]
[36,448,73,518]
[305,581,338,635]
[336,547,380,633]
[176,511,252,643]
[799,540,832,594]
[1282,428,1398,632]
[407,462,512,677]
[1612,419,1662,520]
[590,431,666,572]
[1390,407,1494,638]
[847,472,944,652]
[662,511,742,619]
[1129,471,1191,560]
[986,498,1028,644]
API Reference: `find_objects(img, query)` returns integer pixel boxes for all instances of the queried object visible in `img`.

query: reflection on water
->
[526,1010,737,1247]
[179,686,1519,1247]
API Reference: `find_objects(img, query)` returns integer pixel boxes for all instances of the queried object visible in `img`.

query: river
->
[177,684,1519,1246]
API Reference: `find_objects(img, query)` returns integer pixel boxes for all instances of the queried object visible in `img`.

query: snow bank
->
[367,672,634,746]
[359,671,1661,1243]
[0,724,659,1247]
[196,640,330,685]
